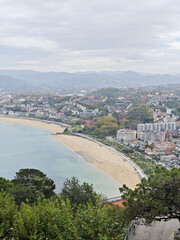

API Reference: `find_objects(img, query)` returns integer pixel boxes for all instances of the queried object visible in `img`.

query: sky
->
[0,0,180,73]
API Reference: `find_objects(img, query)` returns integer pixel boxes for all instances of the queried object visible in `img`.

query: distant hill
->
[0,75,35,91]
[88,87,127,98]
[145,83,180,90]
[0,70,180,91]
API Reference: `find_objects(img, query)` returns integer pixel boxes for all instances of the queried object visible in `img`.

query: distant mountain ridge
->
[0,70,180,91]
[0,75,35,91]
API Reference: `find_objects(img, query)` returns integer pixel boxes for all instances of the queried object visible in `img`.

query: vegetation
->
[0,193,127,239]
[120,167,180,222]
[71,125,83,133]
[11,169,56,205]
[119,118,129,129]
[0,166,179,239]
[127,104,153,124]
[165,100,180,120]
[60,177,99,208]
[83,116,119,137]
[0,172,128,240]
[0,177,14,192]
[89,87,127,98]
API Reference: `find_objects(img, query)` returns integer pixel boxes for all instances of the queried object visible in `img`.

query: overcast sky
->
[0,0,180,73]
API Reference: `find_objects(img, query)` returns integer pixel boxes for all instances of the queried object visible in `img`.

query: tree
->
[0,177,14,192]
[120,167,180,222]
[0,191,127,239]
[127,104,153,124]
[92,116,119,137]
[11,168,56,204]
[119,118,129,129]
[60,177,99,207]
[96,116,117,127]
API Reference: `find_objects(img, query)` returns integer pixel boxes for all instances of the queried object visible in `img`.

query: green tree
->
[0,177,14,192]
[0,192,18,239]
[92,116,119,137]
[120,167,180,222]
[127,104,153,124]
[96,116,117,127]
[119,118,129,129]
[60,177,99,207]
[11,169,56,204]
[0,192,127,240]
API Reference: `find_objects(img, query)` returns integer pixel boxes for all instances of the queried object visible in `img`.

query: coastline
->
[0,116,64,133]
[0,117,140,189]
[53,134,140,189]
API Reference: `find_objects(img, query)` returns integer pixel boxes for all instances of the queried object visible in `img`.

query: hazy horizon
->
[0,68,180,75]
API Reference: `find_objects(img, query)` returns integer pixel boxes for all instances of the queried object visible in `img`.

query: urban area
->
[0,86,180,171]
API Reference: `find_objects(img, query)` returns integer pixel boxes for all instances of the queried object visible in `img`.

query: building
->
[137,131,165,142]
[166,108,172,115]
[145,147,154,155]
[137,122,177,132]
[117,129,136,142]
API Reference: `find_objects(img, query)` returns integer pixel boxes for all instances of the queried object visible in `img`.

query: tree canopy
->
[120,167,180,222]
[127,104,153,124]
[119,118,129,129]
[83,116,119,137]
[60,177,99,207]
[89,87,125,98]
[0,190,126,239]
[0,177,14,192]
[11,168,55,204]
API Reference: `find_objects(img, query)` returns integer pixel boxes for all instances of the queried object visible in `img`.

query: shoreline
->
[52,134,119,187]
[0,116,65,133]
[0,116,140,189]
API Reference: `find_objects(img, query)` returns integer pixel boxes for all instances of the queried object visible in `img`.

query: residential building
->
[117,129,136,142]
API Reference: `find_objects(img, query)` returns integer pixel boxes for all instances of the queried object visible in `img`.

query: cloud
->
[0,0,180,73]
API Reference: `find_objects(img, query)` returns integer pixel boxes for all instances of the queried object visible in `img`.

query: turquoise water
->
[0,122,120,197]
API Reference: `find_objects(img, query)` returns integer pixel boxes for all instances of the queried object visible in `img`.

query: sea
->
[0,122,120,197]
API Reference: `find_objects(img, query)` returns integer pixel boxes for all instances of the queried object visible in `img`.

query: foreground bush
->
[0,192,126,240]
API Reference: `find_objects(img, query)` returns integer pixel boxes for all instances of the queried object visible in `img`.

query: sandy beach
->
[0,117,140,189]
[54,134,140,189]
[0,117,64,133]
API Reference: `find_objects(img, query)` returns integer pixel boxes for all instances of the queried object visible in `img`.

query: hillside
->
[0,70,180,91]
[0,75,35,91]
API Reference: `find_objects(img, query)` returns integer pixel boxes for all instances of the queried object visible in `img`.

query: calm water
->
[0,122,120,197]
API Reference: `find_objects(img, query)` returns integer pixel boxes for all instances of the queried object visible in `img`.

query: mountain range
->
[0,70,180,91]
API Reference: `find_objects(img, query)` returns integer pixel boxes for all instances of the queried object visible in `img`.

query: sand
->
[54,134,140,189]
[0,117,140,189]
[0,117,64,133]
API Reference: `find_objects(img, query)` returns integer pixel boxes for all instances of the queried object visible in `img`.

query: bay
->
[0,122,120,197]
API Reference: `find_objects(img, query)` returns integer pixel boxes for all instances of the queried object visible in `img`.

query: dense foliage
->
[83,116,119,137]
[0,177,14,192]
[127,104,153,124]
[0,166,179,239]
[0,171,129,239]
[0,192,127,240]
[120,167,180,222]
[11,169,56,205]
[119,118,129,129]
[60,177,99,207]
[88,88,127,98]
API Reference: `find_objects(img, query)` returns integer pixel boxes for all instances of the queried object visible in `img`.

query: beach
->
[0,117,64,133]
[0,117,140,189]
[54,134,140,189]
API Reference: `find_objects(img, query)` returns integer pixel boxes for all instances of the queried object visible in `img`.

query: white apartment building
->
[117,129,137,142]
[137,122,177,132]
